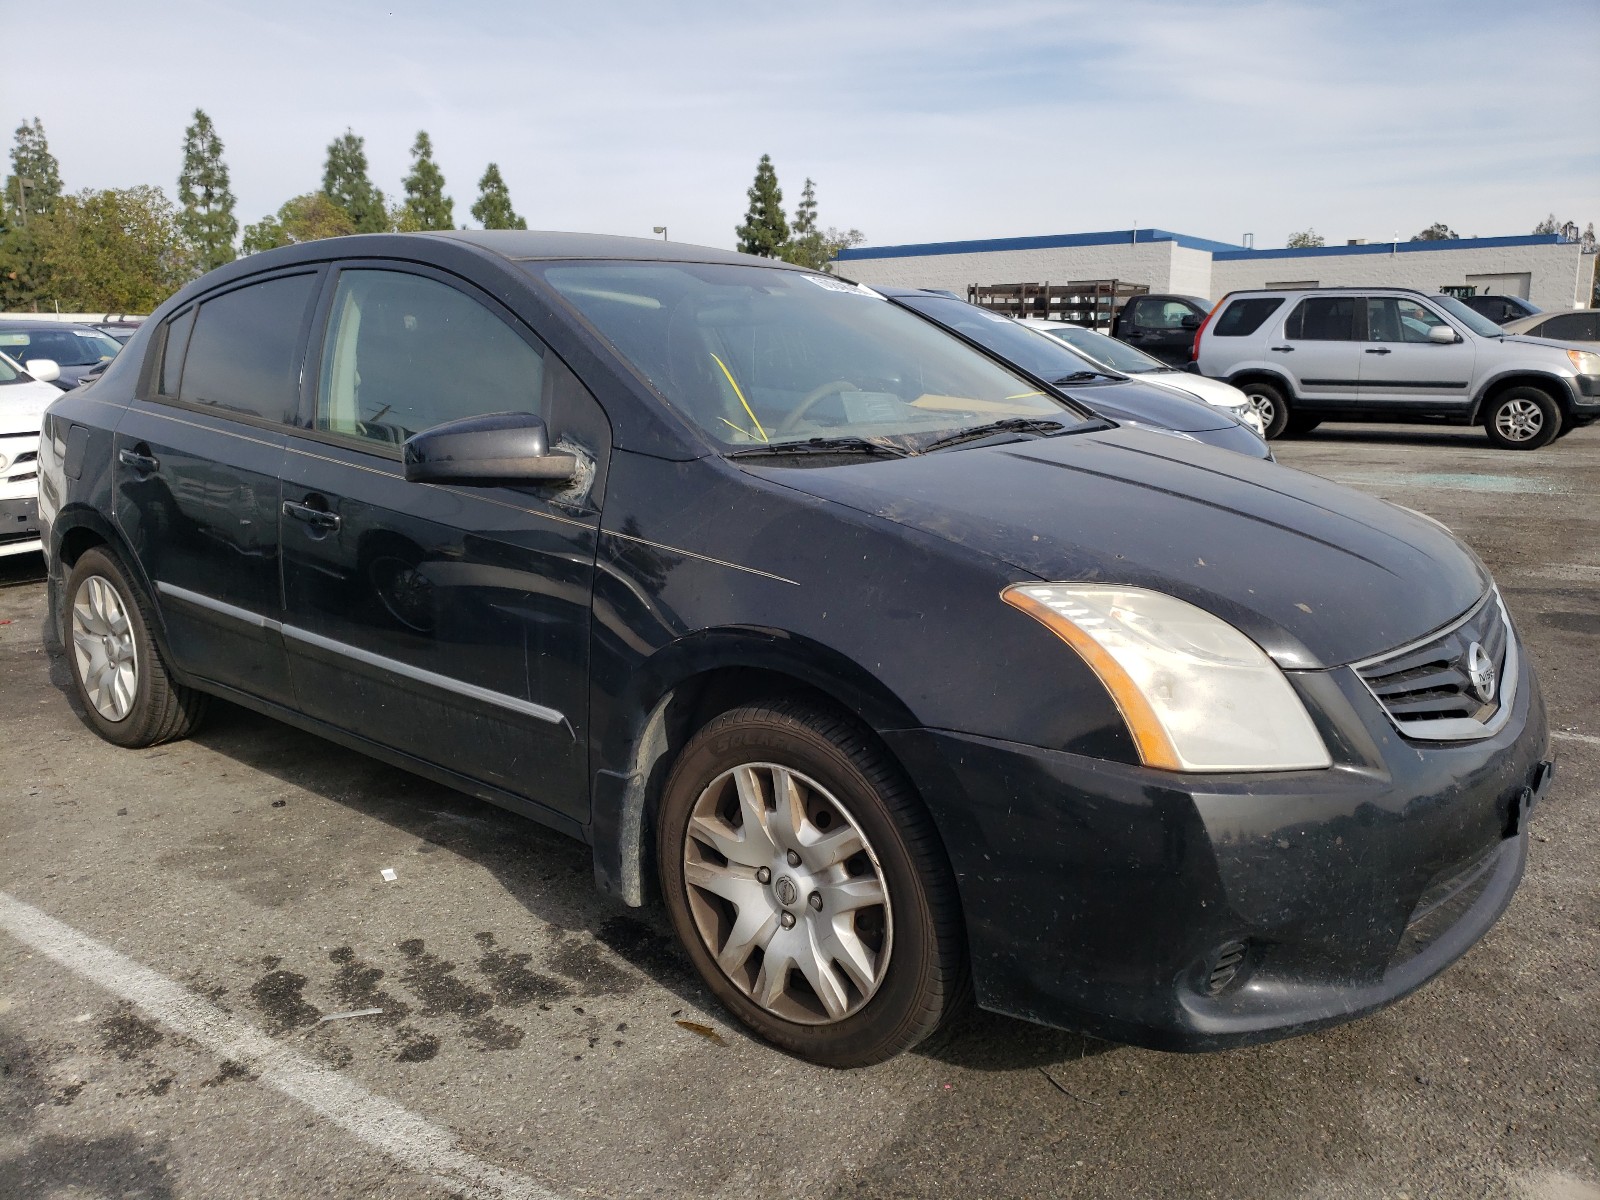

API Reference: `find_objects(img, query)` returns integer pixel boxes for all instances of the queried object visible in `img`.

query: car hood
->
[1136,370,1250,411]
[1061,376,1239,432]
[750,426,1488,668]
[0,379,59,436]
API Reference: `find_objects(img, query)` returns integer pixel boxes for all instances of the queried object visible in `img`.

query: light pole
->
[652,226,667,241]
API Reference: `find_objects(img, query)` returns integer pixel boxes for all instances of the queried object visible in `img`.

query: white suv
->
[1194,287,1600,449]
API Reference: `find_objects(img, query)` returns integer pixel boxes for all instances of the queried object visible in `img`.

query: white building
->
[835,228,1591,312]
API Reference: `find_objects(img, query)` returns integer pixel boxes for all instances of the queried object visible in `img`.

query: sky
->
[3,0,1597,252]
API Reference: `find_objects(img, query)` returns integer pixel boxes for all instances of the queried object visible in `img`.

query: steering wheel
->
[776,379,856,434]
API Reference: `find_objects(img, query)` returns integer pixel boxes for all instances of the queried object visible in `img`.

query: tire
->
[1283,414,1322,437]
[657,699,966,1067]
[63,547,208,748]
[1483,387,1560,450]
[1239,379,1289,439]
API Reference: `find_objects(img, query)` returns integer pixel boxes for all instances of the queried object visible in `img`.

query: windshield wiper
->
[1051,370,1122,384]
[727,436,912,459]
[918,417,1066,453]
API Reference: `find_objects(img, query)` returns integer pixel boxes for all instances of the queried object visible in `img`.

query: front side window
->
[1284,297,1357,341]
[180,273,318,423]
[534,262,1094,450]
[316,270,546,447]
[1131,298,1195,329]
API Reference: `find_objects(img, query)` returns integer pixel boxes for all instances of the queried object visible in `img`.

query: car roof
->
[406,229,813,267]
[0,318,111,332]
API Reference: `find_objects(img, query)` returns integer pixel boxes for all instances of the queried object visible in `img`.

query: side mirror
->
[1428,325,1459,344]
[24,357,61,383]
[1179,314,1201,330]
[403,411,576,486]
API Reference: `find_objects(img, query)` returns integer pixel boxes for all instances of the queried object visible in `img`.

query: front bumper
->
[885,652,1550,1051]
[0,493,41,556]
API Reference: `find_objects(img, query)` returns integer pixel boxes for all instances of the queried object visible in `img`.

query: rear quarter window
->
[1213,297,1285,337]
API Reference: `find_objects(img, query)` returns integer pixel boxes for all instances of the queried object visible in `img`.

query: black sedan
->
[38,232,1550,1067]
[0,319,122,390]
[876,286,1270,459]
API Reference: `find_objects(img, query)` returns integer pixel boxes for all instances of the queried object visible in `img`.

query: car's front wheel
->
[64,547,207,747]
[1239,380,1290,439]
[1483,387,1561,450]
[657,700,965,1066]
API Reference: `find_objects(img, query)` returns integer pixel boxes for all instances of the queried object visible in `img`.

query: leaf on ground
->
[674,1019,726,1046]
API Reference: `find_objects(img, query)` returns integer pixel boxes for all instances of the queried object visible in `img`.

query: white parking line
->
[1553,730,1600,748]
[0,892,557,1200]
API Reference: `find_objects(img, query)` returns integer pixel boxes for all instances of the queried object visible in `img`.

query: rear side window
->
[1284,297,1358,341]
[1537,312,1596,341]
[180,273,318,423]
[1213,297,1284,337]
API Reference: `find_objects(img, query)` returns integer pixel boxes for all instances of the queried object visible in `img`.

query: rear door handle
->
[1269,346,1295,353]
[282,499,341,532]
[1365,347,1392,355]
[118,447,159,473]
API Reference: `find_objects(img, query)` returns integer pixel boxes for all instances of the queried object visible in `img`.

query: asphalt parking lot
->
[3,423,1597,1200]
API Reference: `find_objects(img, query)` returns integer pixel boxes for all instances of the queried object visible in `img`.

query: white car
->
[1,350,61,557]
[1018,318,1265,435]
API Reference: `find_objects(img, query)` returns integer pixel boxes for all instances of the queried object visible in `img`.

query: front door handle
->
[118,447,159,473]
[1269,345,1295,353]
[1365,347,1392,355]
[282,499,341,532]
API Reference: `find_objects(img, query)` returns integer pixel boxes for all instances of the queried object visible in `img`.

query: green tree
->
[4,117,63,226]
[1285,228,1324,248]
[241,192,357,254]
[470,162,526,230]
[817,226,866,274]
[1410,222,1458,242]
[401,131,454,231]
[779,177,825,268]
[29,186,192,310]
[176,108,238,273]
[322,129,389,233]
[734,154,788,257]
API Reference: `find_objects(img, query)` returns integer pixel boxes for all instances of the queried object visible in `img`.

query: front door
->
[1120,297,1204,365]
[279,265,604,821]
[1274,295,1362,406]
[113,270,321,705]
[1357,297,1475,411]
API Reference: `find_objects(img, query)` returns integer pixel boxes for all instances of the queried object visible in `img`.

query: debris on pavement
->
[316,1007,384,1024]
[675,1020,726,1046]
[380,868,398,882]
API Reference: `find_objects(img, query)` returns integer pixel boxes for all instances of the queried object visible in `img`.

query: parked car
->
[878,288,1269,458]
[40,232,1551,1066]
[1457,294,1541,325]
[1500,308,1599,347]
[0,320,122,390]
[1110,293,1211,366]
[93,319,145,344]
[1194,287,1600,447]
[1017,317,1264,433]
[1,350,62,557]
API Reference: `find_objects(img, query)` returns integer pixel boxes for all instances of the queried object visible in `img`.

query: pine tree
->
[780,177,826,268]
[793,177,818,238]
[470,163,526,230]
[734,154,788,257]
[4,117,63,225]
[176,109,238,272]
[401,131,454,232]
[322,129,389,233]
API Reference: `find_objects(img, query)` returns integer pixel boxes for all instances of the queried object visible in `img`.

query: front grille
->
[1354,592,1516,741]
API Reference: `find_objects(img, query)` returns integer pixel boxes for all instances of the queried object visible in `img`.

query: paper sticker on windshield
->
[804,275,884,299]
[0,333,28,346]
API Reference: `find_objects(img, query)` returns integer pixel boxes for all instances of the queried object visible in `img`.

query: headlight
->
[1568,349,1600,375]
[1002,584,1332,772]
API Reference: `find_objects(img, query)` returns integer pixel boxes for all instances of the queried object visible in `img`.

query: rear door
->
[1118,297,1206,365]
[278,264,608,823]
[1273,296,1362,405]
[1357,296,1474,411]
[113,269,321,705]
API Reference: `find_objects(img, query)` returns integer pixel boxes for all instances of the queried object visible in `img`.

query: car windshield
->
[0,327,122,366]
[889,294,1123,386]
[533,262,1095,451]
[1039,324,1168,374]
[1430,295,1505,338]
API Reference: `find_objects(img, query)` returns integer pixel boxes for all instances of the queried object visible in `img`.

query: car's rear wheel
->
[64,547,207,747]
[657,699,965,1067]
[1239,380,1289,439]
[1483,387,1560,450]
